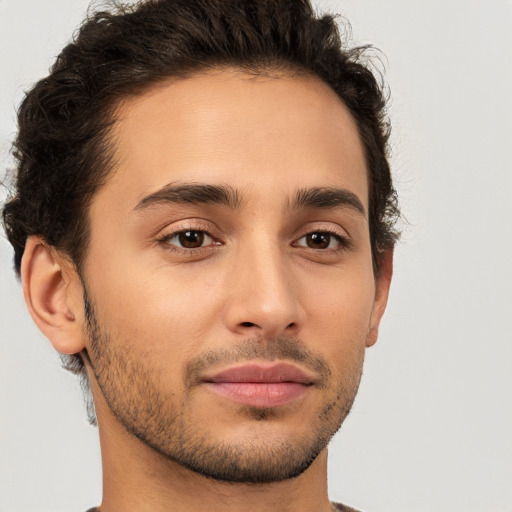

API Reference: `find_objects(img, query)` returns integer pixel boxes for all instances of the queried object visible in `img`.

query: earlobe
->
[366,249,393,348]
[21,236,85,355]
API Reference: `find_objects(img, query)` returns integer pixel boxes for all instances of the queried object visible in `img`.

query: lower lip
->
[205,382,309,407]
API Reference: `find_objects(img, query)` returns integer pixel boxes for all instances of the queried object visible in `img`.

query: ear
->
[21,236,86,354]
[366,249,393,348]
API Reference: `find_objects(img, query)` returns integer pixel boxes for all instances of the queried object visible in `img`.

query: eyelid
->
[164,230,215,248]
[291,222,353,251]
[295,230,350,247]
[293,222,350,240]
[155,219,222,249]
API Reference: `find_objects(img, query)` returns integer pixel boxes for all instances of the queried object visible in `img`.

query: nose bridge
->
[224,233,304,337]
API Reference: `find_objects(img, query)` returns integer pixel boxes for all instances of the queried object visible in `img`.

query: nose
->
[223,242,306,339]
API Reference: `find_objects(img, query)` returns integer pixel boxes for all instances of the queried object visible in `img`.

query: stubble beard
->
[82,284,364,484]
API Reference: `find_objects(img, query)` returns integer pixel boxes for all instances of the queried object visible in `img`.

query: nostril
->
[241,322,257,328]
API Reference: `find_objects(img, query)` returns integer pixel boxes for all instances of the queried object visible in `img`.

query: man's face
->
[80,69,389,482]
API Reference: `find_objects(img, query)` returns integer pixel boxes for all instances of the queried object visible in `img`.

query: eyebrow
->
[133,182,365,217]
[134,183,242,211]
[290,187,366,217]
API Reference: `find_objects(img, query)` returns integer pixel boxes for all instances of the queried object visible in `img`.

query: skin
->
[21,68,392,512]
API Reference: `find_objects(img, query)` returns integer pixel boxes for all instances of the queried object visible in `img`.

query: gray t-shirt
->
[86,504,360,511]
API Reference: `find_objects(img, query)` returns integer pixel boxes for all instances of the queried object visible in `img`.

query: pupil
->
[179,230,204,248]
[307,232,330,249]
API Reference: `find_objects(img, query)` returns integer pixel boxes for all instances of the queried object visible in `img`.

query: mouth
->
[202,362,315,408]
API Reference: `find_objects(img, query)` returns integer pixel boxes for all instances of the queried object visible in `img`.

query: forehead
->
[95,68,368,213]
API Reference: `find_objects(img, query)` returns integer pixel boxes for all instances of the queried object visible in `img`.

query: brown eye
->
[295,231,346,250]
[178,230,205,248]
[305,232,331,249]
[163,230,213,249]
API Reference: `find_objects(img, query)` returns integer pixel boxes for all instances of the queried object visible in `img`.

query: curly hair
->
[2,0,399,422]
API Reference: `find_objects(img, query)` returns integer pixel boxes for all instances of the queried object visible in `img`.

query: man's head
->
[2,0,399,484]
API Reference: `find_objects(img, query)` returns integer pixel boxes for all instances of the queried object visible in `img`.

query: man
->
[2,0,399,510]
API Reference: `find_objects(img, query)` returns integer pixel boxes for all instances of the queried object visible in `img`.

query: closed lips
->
[202,363,315,407]
[203,363,315,384]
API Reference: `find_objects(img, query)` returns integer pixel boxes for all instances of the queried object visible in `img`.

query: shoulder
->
[331,502,363,512]
[87,505,357,512]
[86,505,358,512]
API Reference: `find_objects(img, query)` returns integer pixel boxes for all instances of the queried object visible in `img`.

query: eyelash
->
[156,226,351,254]
[156,226,220,254]
[293,228,352,252]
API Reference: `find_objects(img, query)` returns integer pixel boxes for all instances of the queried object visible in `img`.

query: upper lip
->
[202,362,315,384]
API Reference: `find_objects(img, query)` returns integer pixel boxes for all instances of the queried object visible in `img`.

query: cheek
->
[87,261,224,357]
[301,264,376,347]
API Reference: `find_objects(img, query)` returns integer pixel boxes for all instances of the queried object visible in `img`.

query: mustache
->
[184,336,331,389]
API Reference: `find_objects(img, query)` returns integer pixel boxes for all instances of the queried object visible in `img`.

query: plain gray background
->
[1,1,511,511]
